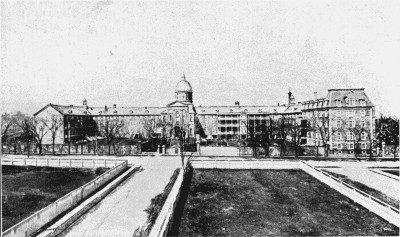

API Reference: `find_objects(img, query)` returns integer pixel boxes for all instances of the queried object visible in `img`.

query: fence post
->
[36,157,38,166]
[24,157,26,166]
[115,160,117,167]
[93,159,95,168]
[104,159,107,167]
[47,158,49,166]
[82,159,84,168]
[59,158,61,167]
[70,159,72,167]
[11,156,13,165]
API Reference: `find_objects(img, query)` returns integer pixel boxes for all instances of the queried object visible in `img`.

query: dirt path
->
[324,167,399,200]
[59,156,183,237]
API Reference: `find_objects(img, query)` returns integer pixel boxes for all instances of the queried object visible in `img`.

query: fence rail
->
[1,156,126,168]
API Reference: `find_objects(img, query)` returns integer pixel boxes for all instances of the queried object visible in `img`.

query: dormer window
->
[114,110,118,114]
[349,98,355,106]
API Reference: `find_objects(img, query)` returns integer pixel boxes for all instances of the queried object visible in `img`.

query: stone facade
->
[34,76,375,156]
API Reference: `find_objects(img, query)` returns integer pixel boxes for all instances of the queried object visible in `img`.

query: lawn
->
[382,169,399,176]
[1,165,108,230]
[178,170,399,236]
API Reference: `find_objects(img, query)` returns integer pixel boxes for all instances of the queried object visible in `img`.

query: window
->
[337,132,342,140]
[361,132,366,140]
[347,120,355,128]
[336,100,342,106]
[348,143,354,149]
[338,143,342,149]
[349,98,355,106]
[361,143,366,149]
[347,132,354,140]
[360,110,366,116]
[361,120,366,127]
[337,120,342,127]
[360,100,366,106]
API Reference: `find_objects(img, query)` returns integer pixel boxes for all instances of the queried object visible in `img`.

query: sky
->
[1,0,400,116]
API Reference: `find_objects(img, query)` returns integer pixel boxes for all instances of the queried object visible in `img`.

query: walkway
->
[322,167,399,200]
[58,156,183,237]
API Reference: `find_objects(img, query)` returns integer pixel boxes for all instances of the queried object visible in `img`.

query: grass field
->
[382,169,400,176]
[178,170,399,236]
[2,165,108,230]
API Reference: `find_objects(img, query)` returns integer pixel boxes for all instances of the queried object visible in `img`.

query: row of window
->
[333,98,367,107]
[333,142,368,150]
[336,120,367,128]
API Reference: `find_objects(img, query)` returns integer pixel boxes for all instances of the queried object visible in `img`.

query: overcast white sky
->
[1,0,400,116]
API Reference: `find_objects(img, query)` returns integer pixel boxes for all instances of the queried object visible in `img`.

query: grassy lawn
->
[382,169,399,176]
[178,170,399,236]
[1,165,108,230]
[323,170,399,209]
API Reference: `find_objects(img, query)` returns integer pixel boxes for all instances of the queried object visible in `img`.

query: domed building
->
[174,75,193,103]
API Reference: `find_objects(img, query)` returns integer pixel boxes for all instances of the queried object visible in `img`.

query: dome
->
[175,77,193,92]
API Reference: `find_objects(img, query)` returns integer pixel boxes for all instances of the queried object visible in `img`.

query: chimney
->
[277,102,280,106]
[113,104,117,108]
[105,105,108,111]
[83,99,87,106]
[235,101,240,106]
[314,92,318,100]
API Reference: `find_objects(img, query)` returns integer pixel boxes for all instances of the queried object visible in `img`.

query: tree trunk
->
[108,144,111,155]
[52,139,55,155]
[38,143,42,155]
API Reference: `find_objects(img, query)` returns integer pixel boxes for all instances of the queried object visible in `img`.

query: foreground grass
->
[382,169,399,176]
[178,170,399,236]
[1,165,108,230]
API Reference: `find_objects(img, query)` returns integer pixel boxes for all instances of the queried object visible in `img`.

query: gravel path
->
[59,156,183,237]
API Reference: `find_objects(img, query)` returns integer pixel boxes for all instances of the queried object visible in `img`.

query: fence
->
[300,161,400,227]
[2,160,129,237]
[1,143,142,156]
[191,159,301,169]
[1,156,126,168]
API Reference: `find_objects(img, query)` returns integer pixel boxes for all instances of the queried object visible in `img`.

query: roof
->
[195,105,301,115]
[35,104,166,116]
[301,88,374,110]
[175,78,193,92]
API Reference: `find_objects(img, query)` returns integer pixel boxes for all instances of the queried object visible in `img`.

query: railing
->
[1,156,126,168]
[191,159,301,169]
[300,161,400,226]
[2,161,129,237]
[301,161,399,213]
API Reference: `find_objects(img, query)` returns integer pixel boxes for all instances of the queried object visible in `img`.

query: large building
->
[34,76,375,155]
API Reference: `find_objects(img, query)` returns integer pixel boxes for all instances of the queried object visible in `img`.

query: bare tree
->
[347,123,368,159]
[1,113,13,152]
[309,111,337,157]
[284,117,303,158]
[23,116,49,155]
[96,117,125,155]
[376,116,399,159]
[45,115,64,155]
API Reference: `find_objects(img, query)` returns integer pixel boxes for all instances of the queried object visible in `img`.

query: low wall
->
[148,164,189,237]
[1,156,126,168]
[191,159,301,170]
[2,161,128,237]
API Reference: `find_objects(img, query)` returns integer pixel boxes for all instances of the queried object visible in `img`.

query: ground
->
[1,165,107,230]
[178,169,399,236]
